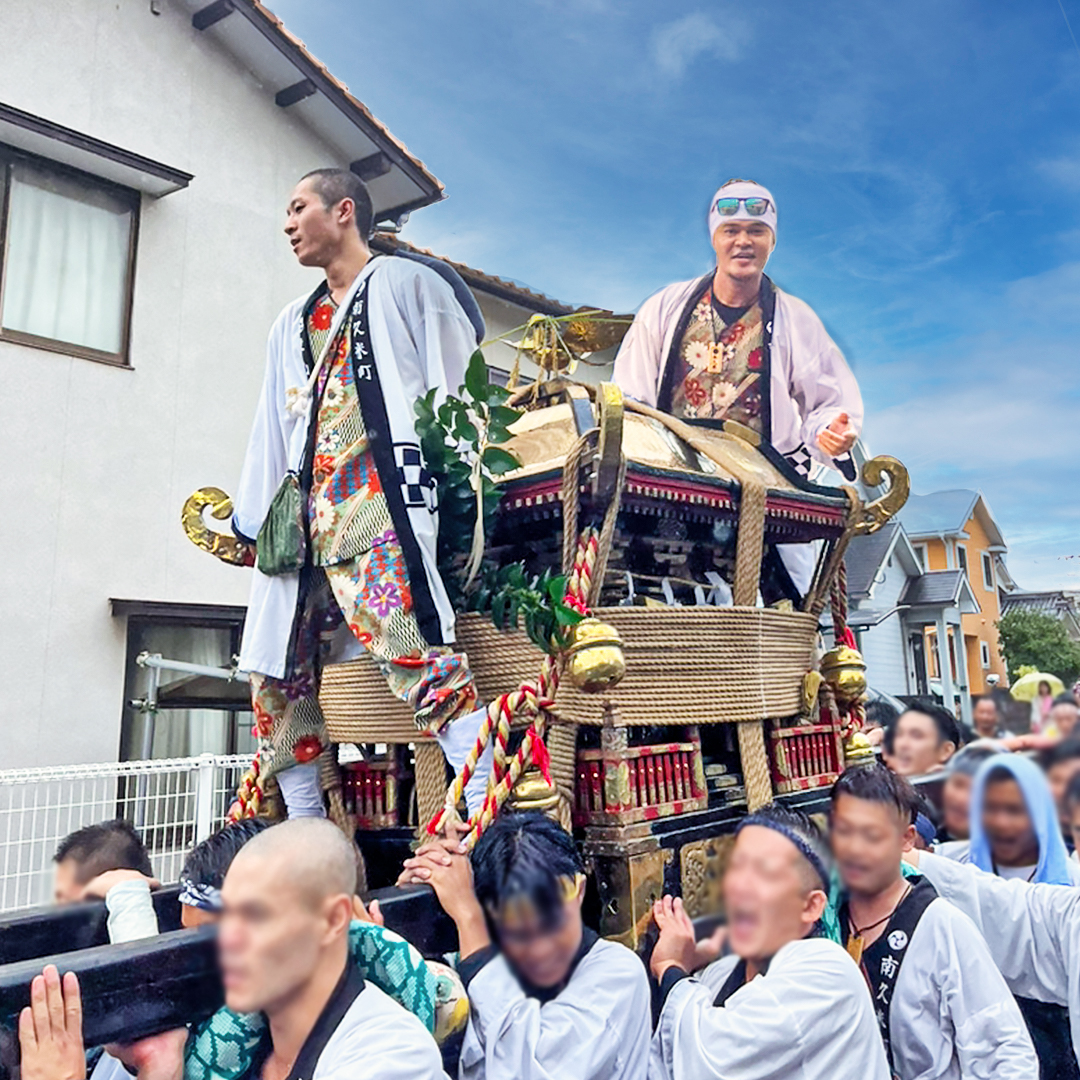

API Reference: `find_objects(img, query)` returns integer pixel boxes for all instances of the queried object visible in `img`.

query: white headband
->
[708,181,777,243]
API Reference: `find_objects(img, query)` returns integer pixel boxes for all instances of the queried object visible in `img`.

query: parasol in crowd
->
[1009,671,1065,702]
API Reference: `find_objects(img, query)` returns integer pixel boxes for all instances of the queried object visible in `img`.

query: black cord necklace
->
[846,882,912,965]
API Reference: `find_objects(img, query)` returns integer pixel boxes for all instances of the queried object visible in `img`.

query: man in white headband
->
[614,179,863,596]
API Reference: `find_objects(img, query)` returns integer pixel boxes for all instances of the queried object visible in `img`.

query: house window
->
[980,640,991,669]
[914,543,928,570]
[982,552,995,592]
[956,545,968,577]
[119,612,255,761]
[0,146,138,365]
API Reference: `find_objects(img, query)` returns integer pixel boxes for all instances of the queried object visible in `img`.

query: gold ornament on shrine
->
[843,729,876,764]
[507,768,561,814]
[819,645,867,705]
[564,617,627,693]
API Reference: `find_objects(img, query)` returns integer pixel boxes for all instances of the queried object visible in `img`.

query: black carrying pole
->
[0,927,221,1047]
[0,884,456,1048]
[0,887,183,966]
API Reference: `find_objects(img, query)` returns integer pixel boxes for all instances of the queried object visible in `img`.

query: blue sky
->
[272,0,1080,589]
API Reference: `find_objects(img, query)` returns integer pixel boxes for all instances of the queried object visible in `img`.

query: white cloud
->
[652,13,744,79]
[1038,155,1080,190]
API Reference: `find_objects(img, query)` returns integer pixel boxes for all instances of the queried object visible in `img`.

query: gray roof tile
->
[899,570,966,607]
[844,521,901,598]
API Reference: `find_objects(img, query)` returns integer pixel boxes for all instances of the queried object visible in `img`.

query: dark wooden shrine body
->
[0,773,942,1057]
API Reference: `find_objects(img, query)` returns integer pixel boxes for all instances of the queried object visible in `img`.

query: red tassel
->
[838,627,856,649]
[531,730,552,786]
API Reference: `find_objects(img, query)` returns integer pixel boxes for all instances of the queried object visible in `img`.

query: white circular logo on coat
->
[887,930,908,951]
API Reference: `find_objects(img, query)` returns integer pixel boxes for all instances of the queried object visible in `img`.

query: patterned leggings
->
[250,535,477,777]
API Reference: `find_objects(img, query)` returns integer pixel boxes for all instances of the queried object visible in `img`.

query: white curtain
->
[1,162,132,354]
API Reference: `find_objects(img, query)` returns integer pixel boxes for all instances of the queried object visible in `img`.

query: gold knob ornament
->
[819,644,867,705]
[564,617,627,694]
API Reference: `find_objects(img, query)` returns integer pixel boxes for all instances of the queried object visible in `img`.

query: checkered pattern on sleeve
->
[395,443,437,511]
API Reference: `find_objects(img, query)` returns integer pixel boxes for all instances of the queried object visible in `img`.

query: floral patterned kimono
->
[670,291,766,433]
[239,258,480,785]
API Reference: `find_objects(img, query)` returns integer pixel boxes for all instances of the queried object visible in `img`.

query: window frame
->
[981,552,995,593]
[980,640,991,669]
[118,607,251,761]
[0,141,141,368]
[956,544,968,577]
[913,543,928,570]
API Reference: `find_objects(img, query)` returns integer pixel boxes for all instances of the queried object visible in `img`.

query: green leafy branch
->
[465,563,584,655]
[414,350,522,609]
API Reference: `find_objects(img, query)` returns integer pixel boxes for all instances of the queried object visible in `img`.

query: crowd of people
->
[10,687,1080,1080]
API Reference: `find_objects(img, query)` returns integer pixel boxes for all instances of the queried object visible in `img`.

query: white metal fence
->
[0,754,250,912]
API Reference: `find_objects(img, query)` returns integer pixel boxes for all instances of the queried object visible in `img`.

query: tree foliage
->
[996,609,1080,684]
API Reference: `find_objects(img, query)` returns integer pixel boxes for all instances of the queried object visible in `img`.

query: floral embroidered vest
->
[305,293,393,567]
[669,288,765,432]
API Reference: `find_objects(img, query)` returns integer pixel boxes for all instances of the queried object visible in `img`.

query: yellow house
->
[899,490,1009,697]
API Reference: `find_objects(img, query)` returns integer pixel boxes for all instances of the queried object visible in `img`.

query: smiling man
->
[831,764,1036,1080]
[232,168,493,821]
[885,704,960,777]
[614,179,863,596]
[648,805,888,1080]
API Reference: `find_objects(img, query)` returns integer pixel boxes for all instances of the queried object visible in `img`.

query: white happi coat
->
[459,938,651,1080]
[312,981,446,1080]
[916,850,1080,1072]
[649,937,889,1080]
[613,277,862,593]
[232,257,476,678]
[613,277,863,466]
[884,895,1037,1080]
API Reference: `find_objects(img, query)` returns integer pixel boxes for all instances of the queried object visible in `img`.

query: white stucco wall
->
[0,0,375,767]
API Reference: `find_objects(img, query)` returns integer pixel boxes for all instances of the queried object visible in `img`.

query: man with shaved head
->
[217,818,444,1080]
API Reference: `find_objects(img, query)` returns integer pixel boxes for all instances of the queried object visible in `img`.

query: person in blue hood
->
[969,753,1080,1079]
[969,753,1079,885]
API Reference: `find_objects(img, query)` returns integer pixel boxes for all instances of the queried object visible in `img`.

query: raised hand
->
[19,965,85,1080]
[816,412,857,457]
[649,896,699,980]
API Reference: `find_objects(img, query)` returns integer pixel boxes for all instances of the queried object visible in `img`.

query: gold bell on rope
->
[508,768,561,814]
[819,644,867,706]
[565,617,627,694]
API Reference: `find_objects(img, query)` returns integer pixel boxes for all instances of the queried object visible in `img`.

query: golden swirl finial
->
[854,456,910,535]
[181,487,253,566]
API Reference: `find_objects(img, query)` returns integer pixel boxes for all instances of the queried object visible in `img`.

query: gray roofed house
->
[829,507,984,724]
[1000,590,1080,641]
[900,488,1007,549]
[845,521,904,600]
[900,570,979,609]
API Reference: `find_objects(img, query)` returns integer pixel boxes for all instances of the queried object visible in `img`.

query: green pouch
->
[256,472,307,575]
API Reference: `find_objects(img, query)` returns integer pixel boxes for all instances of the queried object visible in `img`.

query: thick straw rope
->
[733,477,767,607]
[805,486,864,618]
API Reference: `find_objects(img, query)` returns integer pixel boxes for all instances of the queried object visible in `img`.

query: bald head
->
[230,818,357,907]
[218,819,358,1016]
